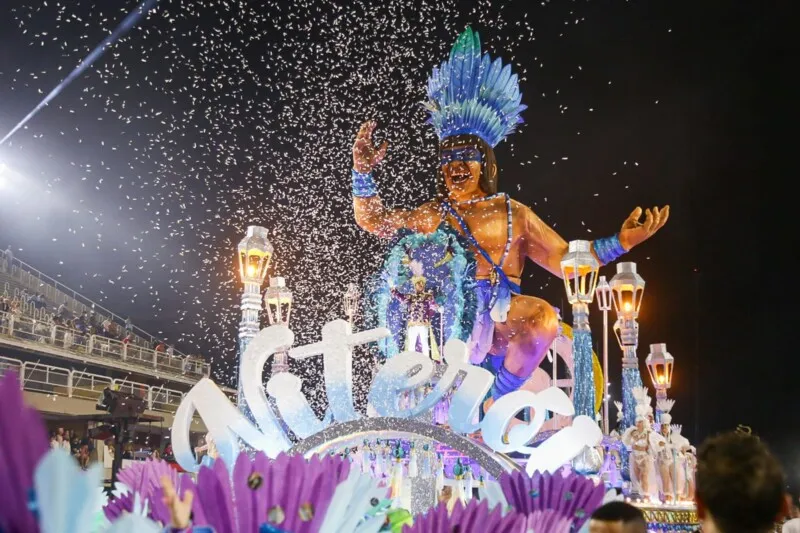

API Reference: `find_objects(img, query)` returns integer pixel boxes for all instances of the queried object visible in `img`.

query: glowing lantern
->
[560,240,600,305]
[609,262,645,319]
[238,226,273,285]
[264,277,292,326]
[645,343,674,392]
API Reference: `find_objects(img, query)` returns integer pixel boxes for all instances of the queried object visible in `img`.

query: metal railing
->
[0,310,210,379]
[0,356,196,414]
[0,255,188,357]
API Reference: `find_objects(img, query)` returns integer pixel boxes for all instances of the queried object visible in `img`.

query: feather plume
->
[426,27,526,147]
[0,371,51,532]
[613,401,623,421]
[34,450,104,533]
[499,470,605,531]
[656,398,675,414]
[405,499,526,533]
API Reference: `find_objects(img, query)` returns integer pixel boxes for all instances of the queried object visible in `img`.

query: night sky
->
[0,0,790,486]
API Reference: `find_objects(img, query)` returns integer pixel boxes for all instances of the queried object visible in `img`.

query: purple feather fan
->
[405,500,527,533]
[181,452,351,533]
[0,371,50,533]
[104,458,181,522]
[524,510,573,533]
[499,470,605,530]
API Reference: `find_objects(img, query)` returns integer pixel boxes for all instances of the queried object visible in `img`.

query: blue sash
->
[441,201,520,321]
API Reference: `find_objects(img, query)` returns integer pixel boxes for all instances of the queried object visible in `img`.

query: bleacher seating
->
[0,255,211,380]
[0,254,188,357]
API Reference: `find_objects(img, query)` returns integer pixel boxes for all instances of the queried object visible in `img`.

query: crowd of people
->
[2,247,179,357]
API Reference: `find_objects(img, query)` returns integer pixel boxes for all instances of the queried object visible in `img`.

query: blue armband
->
[351,169,378,198]
[593,234,627,265]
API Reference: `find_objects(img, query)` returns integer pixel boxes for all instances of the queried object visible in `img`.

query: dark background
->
[0,0,792,488]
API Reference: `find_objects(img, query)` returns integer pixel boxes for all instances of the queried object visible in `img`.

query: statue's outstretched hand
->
[353,120,388,173]
[618,206,670,250]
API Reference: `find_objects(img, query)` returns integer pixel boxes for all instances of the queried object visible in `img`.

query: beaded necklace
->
[443,192,513,269]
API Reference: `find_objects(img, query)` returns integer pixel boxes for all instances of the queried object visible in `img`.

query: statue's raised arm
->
[351,120,441,238]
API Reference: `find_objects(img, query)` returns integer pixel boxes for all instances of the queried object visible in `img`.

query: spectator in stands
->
[125,316,132,333]
[56,302,67,319]
[1,296,9,314]
[167,345,174,358]
[122,441,135,459]
[588,501,647,533]
[155,340,166,353]
[151,448,162,460]
[695,431,787,533]
[9,297,20,316]
[52,428,70,452]
[77,443,90,470]
[34,293,46,310]
[3,246,12,270]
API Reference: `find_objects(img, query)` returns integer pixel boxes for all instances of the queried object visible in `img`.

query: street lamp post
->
[596,275,613,434]
[560,240,600,419]
[646,343,674,423]
[264,276,293,374]
[237,226,273,412]
[610,262,646,428]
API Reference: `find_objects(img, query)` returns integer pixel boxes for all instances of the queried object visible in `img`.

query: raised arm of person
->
[523,204,670,277]
[352,121,442,238]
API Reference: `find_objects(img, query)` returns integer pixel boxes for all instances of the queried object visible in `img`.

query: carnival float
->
[172,27,693,531]
[0,27,697,533]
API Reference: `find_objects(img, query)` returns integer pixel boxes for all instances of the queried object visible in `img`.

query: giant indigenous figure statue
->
[351,27,668,401]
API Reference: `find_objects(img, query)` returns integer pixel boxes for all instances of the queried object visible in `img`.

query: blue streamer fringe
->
[572,328,596,419]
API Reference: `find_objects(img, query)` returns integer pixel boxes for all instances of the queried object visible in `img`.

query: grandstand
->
[1,254,210,381]
[1,253,235,462]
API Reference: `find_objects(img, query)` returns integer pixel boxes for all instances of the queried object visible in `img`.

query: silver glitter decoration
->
[571,445,603,475]
[408,476,437,516]
[288,417,522,478]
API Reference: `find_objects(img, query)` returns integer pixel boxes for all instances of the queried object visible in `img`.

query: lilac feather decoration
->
[0,371,50,533]
[405,500,527,533]
[103,492,135,522]
[524,510,573,533]
[104,458,181,522]
[196,459,237,533]
[181,452,351,533]
[150,474,208,527]
[499,470,605,530]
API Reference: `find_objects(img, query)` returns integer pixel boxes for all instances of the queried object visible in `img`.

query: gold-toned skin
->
[352,120,669,379]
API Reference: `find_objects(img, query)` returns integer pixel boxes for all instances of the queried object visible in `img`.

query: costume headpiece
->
[631,386,652,423]
[409,259,426,284]
[670,424,683,437]
[657,398,675,425]
[425,27,526,148]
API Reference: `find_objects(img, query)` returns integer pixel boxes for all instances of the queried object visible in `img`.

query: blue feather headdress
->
[426,27,527,148]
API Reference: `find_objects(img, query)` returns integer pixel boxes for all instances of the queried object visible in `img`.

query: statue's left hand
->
[618,206,669,250]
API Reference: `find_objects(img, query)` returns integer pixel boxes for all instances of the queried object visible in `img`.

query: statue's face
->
[441,144,483,201]
[414,280,425,292]
[661,425,670,437]
[636,419,645,432]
